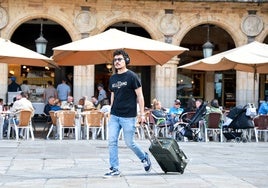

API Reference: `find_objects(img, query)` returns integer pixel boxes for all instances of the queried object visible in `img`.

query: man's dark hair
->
[113,49,130,65]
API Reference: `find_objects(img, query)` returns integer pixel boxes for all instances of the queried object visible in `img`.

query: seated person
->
[258,97,268,115]
[168,99,184,126]
[184,96,196,113]
[100,98,111,113]
[9,92,35,138]
[177,99,207,141]
[51,99,62,111]
[78,98,84,106]
[61,96,74,110]
[44,96,56,115]
[205,99,223,123]
[83,96,95,110]
[151,99,167,118]
[190,98,207,124]
[151,98,173,136]
[91,96,101,110]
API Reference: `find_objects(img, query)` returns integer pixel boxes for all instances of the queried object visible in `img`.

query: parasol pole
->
[254,64,257,107]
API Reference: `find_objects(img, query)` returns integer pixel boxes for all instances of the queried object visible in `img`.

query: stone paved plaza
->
[0,138,268,188]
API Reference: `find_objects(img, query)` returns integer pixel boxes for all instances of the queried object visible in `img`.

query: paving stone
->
[0,139,267,187]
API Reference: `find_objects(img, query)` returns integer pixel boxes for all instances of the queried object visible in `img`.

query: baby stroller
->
[174,101,207,141]
[222,104,256,142]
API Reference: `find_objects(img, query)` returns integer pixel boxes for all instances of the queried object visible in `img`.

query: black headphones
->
[122,50,130,65]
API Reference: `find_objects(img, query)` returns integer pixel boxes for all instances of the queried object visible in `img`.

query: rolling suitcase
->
[142,123,188,174]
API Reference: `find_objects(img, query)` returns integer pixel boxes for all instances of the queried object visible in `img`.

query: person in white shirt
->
[10,92,35,118]
[10,92,35,138]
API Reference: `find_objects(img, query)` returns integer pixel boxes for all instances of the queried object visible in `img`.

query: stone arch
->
[257,27,268,42]
[94,13,164,41]
[3,13,78,41]
[173,14,246,47]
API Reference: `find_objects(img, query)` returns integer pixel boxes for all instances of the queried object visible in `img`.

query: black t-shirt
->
[109,70,141,117]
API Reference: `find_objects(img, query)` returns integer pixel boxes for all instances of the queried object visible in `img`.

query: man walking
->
[56,79,70,106]
[97,83,107,103]
[103,49,151,178]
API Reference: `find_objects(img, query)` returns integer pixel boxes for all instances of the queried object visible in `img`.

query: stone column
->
[156,8,179,108]
[154,57,178,108]
[205,71,215,103]
[0,64,8,103]
[0,7,9,103]
[236,71,258,107]
[72,32,95,103]
[73,65,94,103]
[72,6,96,103]
[238,10,262,107]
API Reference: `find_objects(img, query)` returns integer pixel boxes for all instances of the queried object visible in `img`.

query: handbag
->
[245,103,257,117]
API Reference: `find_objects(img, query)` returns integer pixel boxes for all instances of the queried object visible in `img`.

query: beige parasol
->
[179,41,268,73]
[0,38,57,67]
[179,41,268,105]
[52,28,188,66]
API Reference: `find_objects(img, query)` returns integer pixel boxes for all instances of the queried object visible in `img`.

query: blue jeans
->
[108,115,146,170]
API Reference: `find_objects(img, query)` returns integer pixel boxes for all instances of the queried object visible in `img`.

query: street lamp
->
[202,24,214,58]
[35,19,47,54]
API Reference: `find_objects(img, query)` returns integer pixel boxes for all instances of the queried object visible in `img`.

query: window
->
[177,72,204,106]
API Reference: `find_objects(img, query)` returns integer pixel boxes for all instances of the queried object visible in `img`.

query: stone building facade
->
[0,0,267,108]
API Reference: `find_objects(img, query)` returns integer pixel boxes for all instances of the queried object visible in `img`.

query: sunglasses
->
[113,58,124,62]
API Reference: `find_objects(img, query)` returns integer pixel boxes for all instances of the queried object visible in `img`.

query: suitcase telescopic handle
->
[140,122,163,147]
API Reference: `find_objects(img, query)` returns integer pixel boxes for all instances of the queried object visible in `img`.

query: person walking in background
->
[56,79,70,106]
[97,83,107,103]
[43,81,57,104]
[20,80,31,96]
[8,76,21,92]
[103,49,151,178]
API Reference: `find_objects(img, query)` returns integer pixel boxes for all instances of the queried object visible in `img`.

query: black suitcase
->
[149,137,188,174]
[142,123,188,174]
